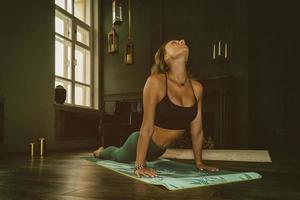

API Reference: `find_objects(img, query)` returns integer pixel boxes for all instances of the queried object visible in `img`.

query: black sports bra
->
[154,73,198,130]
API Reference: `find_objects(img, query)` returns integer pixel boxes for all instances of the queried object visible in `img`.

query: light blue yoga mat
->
[82,157,262,191]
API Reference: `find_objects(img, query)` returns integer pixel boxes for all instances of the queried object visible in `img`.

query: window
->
[55,0,98,109]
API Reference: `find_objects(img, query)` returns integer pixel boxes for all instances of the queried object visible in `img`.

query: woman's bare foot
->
[93,146,104,158]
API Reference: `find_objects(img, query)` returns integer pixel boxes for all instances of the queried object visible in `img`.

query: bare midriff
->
[151,125,185,149]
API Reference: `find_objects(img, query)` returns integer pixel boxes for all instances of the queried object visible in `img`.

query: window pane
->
[55,0,72,13]
[75,45,91,84]
[74,0,91,25]
[55,78,72,104]
[55,36,72,79]
[55,10,72,39]
[76,26,90,46]
[75,84,91,107]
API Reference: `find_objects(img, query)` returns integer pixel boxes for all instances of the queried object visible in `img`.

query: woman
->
[93,39,219,178]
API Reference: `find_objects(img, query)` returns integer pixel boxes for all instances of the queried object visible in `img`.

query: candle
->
[218,41,221,56]
[126,54,133,64]
[225,43,228,59]
[112,1,116,20]
[119,5,122,20]
[213,44,216,59]
[111,44,115,52]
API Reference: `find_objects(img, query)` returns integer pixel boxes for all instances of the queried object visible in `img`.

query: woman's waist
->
[151,125,185,149]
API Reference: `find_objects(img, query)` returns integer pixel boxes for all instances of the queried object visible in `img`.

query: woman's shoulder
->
[143,74,165,100]
[145,73,165,86]
[190,79,204,98]
[190,79,203,90]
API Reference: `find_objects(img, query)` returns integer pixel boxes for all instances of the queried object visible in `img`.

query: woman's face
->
[164,39,189,63]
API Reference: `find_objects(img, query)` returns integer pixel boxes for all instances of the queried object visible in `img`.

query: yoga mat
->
[82,157,262,191]
[162,149,272,162]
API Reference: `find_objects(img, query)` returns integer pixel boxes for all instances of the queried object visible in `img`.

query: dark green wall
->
[249,1,300,150]
[0,0,98,153]
[102,0,152,96]
[0,0,55,153]
[101,0,159,113]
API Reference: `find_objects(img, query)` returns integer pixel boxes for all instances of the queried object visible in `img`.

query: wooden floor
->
[0,150,299,200]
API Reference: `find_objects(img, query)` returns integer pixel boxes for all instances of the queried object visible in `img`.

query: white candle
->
[213,44,216,59]
[218,41,221,56]
[112,1,116,20]
[119,5,122,20]
[225,43,228,59]
[126,54,133,64]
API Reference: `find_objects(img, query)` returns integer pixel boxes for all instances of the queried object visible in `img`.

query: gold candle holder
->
[29,142,35,157]
[38,138,45,156]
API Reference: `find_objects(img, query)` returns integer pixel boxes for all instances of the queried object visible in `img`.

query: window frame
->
[55,0,96,109]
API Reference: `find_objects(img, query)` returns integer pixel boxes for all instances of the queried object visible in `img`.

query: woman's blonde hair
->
[150,40,196,79]
[150,40,169,74]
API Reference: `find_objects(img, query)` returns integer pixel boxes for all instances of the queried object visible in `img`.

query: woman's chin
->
[172,48,189,60]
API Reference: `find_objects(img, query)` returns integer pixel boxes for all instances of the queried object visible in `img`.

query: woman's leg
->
[98,131,140,163]
[98,130,167,163]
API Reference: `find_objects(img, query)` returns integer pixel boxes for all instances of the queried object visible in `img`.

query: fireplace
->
[173,75,235,149]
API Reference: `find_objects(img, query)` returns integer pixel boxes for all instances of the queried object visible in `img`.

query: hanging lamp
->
[107,25,119,53]
[112,0,123,25]
[124,0,134,65]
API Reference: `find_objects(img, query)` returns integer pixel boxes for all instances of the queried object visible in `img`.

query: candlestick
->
[39,138,45,156]
[29,142,35,157]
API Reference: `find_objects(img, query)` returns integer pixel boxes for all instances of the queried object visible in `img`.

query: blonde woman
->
[93,39,219,178]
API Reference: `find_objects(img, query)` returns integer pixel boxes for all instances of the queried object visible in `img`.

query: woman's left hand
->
[196,163,219,172]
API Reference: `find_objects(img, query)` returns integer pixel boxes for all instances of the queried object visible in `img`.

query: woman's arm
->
[190,81,219,172]
[135,75,160,177]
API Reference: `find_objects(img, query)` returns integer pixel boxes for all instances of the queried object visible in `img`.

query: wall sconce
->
[107,25,119,53]
[124,38,134,64]
[212,41,229,64]
[112,0,123,25]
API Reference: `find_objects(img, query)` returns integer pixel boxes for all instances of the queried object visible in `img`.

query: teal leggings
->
[98,131,166,163]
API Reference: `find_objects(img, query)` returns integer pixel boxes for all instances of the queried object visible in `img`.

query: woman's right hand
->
[135,167,158,178]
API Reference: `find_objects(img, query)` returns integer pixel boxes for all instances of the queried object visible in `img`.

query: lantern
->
[124,0,134,65]
[112,0,123,25]
[107,25,118,53]
[124,38,134,65]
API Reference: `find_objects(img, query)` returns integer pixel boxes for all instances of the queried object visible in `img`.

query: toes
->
[93,149,100,158]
